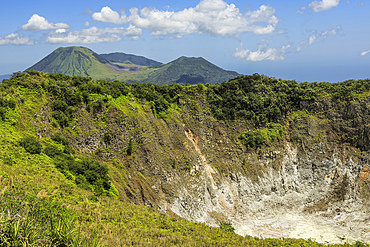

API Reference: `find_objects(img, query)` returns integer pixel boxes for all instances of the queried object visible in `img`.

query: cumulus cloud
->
[296,26,340,51]
[309,0,340,12]
[93,0,279,38]
[0,33,34,45]
[47,25,142,44]
[18,0,279,45]
[298,0,340,13]
[92,6,128,24]
[233,41,287,61]
[21,14,70,31]
[361,50,370,56]
[234,26,340,62]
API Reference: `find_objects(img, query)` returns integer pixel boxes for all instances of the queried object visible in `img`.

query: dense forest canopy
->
[4,71,370,153]
[2,71,369,126]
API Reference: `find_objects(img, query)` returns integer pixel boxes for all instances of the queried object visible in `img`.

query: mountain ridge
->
[27,46,125,78]
[99,52,162,67]
[26,46,241,84]
[0,74,11,82]
[144,56,240,85]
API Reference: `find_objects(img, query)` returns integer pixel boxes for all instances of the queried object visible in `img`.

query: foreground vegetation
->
[0,71,369,246]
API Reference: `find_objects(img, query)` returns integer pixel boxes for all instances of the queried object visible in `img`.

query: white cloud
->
[309,35,317,45]
[47,26,141,44]
[55,29,67,33]
[234,25,340,62]
[93,0,279,38]
[92,6,128,24]
[309,0,340,12]
[361,50,370,56]
[122,24,143,37]
[16,1,280,45]
[234,42,287,61]
[298,0,340,13]
[21,14,70,32]
[129,36,141,41]
[0,33,34,45]
[297,26,340,51]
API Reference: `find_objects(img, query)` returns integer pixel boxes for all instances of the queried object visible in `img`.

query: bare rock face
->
[58,94,370,244]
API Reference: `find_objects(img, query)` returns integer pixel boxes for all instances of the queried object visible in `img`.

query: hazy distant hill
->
[100,52,162,67]
[27,46,241,84]
[26,46,139,80]
[0,74,11,82]
[144,56,241,85]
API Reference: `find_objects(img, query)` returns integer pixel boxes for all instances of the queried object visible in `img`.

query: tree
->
[127,139,133,156]
[20,136,42,154]
[44,144,62,158]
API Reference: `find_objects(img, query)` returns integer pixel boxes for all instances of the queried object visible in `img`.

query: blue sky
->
[0,0,369,82]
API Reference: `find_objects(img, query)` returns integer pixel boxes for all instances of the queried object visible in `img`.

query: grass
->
[0,72,368,246]
[113,66,160,82]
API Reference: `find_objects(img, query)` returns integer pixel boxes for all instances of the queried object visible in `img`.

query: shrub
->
[52,111,69,128]
[44,144,62,158]
[220,222,235,232]
[103,132,113,144]
[53,155,111,195]
[239,123,285,150]
[239,131,265,150]
[19,136,42,154]
[51,133,70,146]
[0,107,6,121]
[127,139,133,156]
[51,100,68,112]
[63,145,75,155]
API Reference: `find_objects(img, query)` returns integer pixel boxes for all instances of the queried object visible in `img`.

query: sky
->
[0,0,369,82]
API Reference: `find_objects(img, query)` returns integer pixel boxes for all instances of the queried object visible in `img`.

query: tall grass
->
[0,185,99,246]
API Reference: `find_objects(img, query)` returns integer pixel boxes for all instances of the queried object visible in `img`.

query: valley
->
[0,71,369,245]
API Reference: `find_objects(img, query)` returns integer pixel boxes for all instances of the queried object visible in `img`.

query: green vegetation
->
[127,139,133,156]
[220,222,235,232]
[54,155,115,196]
[27,46,120,79]
[141,56,241,85]
[206,74,370,126]
[0,98,16,121]
[99,52,162,67]
[0,189,98,246]
[19,136,43,154]
[207,74,301,125]
[239,123,285,150]
[26,46,241,84]
[1,70,370,246]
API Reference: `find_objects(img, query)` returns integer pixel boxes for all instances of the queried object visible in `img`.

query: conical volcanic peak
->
[27,46,120,78]
[145,56,241,85]
[27,46,241,84]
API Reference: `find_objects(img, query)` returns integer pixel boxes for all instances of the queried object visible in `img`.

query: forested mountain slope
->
[0,71,369,245]
[26,46,126,79]
[142,56,241,85]
[99,52,162,67]
[26,46,241,84]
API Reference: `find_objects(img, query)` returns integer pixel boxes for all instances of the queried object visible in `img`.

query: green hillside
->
[26,46,241,84]
[142,56,241,85]
[1,71,366,245]
[27,46,130,80]
[100,52,162,67]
